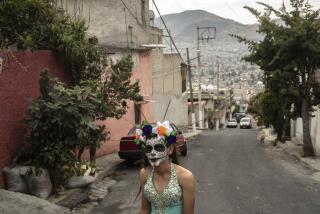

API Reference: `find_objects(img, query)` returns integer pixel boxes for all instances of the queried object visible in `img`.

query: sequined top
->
[144,163,183,214]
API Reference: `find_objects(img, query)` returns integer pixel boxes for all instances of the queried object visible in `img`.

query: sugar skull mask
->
[145,136,168,167]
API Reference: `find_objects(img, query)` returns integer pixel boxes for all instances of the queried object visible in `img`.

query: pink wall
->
[0,51,70,188]
[0,49,154,188]
[96,50,154,156]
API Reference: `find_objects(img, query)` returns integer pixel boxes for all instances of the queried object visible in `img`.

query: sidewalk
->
[259,128,320,173]
[0,189,70,214]
[51,130,202,210]
[278,139,320,171]
[184,130,203,140]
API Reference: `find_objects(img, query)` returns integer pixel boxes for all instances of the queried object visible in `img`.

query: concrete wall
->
[311,109,320,155]
[151,48,188,128]
[95,49,154,155]
[58,0,162,49]
[291,108,320,156]
[0,51,71,188]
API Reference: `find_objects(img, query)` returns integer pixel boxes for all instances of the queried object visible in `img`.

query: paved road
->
[90,128,320,214]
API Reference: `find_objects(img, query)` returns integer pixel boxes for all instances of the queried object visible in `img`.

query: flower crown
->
[134,120,177,150]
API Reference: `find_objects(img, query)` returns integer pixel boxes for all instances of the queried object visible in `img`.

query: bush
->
[25,71,106,189]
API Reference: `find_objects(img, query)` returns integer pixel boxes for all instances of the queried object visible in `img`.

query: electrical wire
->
[224,1,243,22]
[119,0,158,46]
[151,0,185,63]
[119,0,142,25]
[172,0,185,12]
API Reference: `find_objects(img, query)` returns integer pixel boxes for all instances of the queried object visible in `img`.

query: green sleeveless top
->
[144,163,183,214]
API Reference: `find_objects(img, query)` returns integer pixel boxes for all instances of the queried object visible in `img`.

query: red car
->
[118,123,187,162]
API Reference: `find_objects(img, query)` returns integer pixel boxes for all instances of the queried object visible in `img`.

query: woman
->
[135,121,196,214]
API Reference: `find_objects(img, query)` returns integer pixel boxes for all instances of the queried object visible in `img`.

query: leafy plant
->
[0,0,107,84]
[25,70,107,188]
[232,0,320,156]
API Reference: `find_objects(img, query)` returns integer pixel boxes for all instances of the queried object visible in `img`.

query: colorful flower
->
[142,125,153,137]
[157,126,168,136]
[166,134,177,145]
[154,121,173,137]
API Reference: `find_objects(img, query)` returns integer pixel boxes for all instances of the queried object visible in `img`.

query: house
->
[0,0,188,188]
[58,0,188,156]
[151,48,188,130]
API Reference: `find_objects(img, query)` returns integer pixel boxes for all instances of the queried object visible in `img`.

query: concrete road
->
[90,128,320,214]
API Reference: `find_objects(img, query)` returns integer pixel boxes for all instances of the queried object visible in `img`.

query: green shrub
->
[25,71,107,189]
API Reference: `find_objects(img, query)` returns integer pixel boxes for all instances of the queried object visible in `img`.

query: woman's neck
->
[154,159,171,176]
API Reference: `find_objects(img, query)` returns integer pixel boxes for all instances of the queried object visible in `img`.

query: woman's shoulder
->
[139,166,153,183]
[174,164,195,186]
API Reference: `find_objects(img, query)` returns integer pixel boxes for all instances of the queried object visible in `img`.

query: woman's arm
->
[139,168,151,214]
[180,170,196,214]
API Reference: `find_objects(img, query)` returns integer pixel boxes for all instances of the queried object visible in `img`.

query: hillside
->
[154,10,263,90]
[155,10,261,42]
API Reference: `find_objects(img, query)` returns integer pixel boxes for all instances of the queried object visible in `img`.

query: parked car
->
[118,123,187,163]
[226,119,237,128]
[235,112,246,123]
[239,117,252,129]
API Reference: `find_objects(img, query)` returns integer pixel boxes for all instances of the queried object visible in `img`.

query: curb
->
[184,131,202,140]
[50,154,122,209]
[277,142,320,172]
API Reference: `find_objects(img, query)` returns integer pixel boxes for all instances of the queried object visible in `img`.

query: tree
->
[233,0,320,156]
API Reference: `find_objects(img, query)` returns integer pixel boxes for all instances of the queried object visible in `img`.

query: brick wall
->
[0,51,70,188]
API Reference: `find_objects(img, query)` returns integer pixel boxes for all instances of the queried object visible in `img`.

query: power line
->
[151,0,184,63]
[172,0,184,11]
[119,0,142,25]
[224,1,243,22]
[118,0,158,46]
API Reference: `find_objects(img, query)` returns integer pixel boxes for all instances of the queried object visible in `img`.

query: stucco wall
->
[0,51,70,188]
[152,48,188,127]
[94,49,154,155]
[58,0,161,49]
[153,93,188,127]
[291,109,320,156]
[311,109,320,155]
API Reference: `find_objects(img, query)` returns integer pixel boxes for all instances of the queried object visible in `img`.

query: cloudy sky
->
[151,0,320,24]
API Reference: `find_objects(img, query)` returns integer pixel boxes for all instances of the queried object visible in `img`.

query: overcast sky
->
[151,0,320,24]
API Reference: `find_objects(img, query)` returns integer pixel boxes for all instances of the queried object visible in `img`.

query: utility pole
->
[187,48,196,132]
[216,62,220,131]
[197,26,216,129]
[217,62,220,98]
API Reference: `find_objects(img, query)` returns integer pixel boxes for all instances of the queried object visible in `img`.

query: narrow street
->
[90,127,320,214]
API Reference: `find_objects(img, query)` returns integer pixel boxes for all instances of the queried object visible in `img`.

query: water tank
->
[207,84,214,92]
[201,84,207,91]
[149,10,156,26]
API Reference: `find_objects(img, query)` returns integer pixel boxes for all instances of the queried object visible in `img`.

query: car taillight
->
[120,137,139,150]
